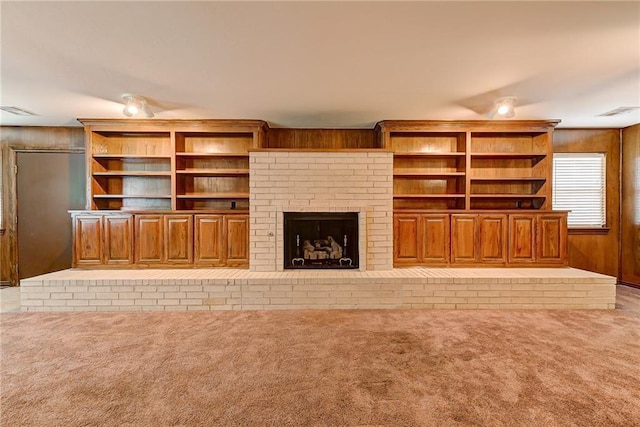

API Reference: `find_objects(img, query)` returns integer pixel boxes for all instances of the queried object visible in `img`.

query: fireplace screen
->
[284,212,359,269]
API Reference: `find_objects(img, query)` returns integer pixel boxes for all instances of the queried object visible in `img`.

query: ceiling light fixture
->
[491,96,517,119]
[122,94,154,118]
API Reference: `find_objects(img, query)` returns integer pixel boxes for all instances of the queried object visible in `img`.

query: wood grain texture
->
[621,124,640,286]
[553,129,620,275]
[478,214,507,263]
[451,214,478,263]
[72,215,102,266]
[422,214,450,264]
[194,215,223,265]
[103,214,133,265]
[536,214,567,265]
[164,215,193,264]
[1,126,85,284]
[224,215,249,266]
[393,214,422,265]
[265,129,377,149]
[134,215,164,264]
[509,215,536,263]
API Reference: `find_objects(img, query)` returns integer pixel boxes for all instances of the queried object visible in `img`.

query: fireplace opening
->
[284,212,359,269]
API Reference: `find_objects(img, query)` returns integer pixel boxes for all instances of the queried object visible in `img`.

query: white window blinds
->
[552,153,606,227]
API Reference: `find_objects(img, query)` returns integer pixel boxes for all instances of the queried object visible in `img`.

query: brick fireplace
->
[249,150,394,272]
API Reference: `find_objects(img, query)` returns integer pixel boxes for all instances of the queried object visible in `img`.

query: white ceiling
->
[1,1,639,129]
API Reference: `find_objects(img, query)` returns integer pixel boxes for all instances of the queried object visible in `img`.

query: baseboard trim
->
[618,281,640,290]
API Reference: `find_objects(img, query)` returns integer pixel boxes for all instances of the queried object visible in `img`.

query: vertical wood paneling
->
[553,129,620,276]
[621,124,640,286]
[265,129,377,149]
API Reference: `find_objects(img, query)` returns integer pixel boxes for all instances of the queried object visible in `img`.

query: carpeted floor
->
[1,286,639,426]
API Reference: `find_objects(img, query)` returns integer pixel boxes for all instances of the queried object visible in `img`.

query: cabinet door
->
[422,214,450,264]
[537,214,567,265]
[73,215,103,266]
[508,214,536,264]
[103,214,133,265]
[224,215,249,266]
[135,215,164,264]
[478,214,507,263]
[393,214,422,265]
[451,214,478,263]
[194,215,223,265]
[164,215,193,264]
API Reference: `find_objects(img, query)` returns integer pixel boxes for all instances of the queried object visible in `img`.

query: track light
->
[122,94,154,118]
[492,96,517,119]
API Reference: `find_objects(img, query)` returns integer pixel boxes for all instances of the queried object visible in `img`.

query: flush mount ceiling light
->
[489,96,517,119]
[122,94,154,118]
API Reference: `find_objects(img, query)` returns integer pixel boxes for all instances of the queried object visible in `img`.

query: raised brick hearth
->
[19,149,618,311]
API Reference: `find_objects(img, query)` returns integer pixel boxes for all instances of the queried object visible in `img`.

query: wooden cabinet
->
[508,214,536,264]
[193,214,248,267]
[72,213,133,266]
[376,120,558,211]
[451,214,479,263]
[194,215,223,265]
[225,215,249,266]
[71,211,248,268]
[103,214,134,265]
[478,214,507,263]
[164,215,193,264]
[536,214,567,264]
[422,214,450,264]
[73,214,103,266]
[393,213,450,265]
[393,211,567,267]
[393,214,422,265]
[135,215,164,264]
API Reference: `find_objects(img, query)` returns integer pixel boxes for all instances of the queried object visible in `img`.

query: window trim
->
[552,152,607,230]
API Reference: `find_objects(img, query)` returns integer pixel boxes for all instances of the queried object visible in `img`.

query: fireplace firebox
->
[284,212,359,269]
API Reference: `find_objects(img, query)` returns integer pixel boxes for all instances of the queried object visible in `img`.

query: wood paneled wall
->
[1,126,85,285]
[621,124,640,286]
[552,129,620,277]
[265,128,377,149]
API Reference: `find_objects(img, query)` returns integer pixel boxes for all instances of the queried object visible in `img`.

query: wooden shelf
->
[394,194,465,199]
[470,152,547,159]
[470,194,547,199]
[93,194,172,199]
[177,192,250,199]
[176,169,250,176]
[175,152,248,157]
[470,177,546,181]
[92,154,171,159]
[393,168,466,178]
[394,152,465,158]
[93,171,171,177]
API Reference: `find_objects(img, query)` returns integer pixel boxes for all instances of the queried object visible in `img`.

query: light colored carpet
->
[1,287,639,426]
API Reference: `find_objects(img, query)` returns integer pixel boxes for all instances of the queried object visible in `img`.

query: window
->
[552,153,606,228]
